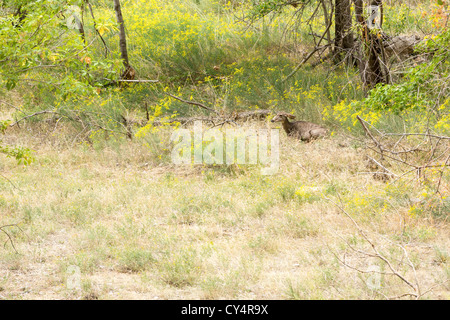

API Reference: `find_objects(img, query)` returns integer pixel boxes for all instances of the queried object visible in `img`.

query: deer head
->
[271,112,296,123]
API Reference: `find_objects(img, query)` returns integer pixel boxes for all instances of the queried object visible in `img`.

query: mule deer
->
[271,112,328,142]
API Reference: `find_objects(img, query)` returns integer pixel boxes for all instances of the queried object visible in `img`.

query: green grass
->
[1,128,448,299]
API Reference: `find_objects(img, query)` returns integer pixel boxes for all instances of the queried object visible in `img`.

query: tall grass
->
[4,0,445,139]
[85,0,364,128]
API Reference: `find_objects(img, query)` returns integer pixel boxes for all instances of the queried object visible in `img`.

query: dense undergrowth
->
[0,0,448,137]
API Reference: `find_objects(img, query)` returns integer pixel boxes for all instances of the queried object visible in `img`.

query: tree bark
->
[113,0,135,80]
[353,0,388,88]
[13,5,27,28]
[334,0,354,62]
[367,0,386,86]
[76,5,86,46]
[321,0,333,51]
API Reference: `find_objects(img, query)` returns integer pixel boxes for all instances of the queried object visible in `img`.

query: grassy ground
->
[0,121,448,299]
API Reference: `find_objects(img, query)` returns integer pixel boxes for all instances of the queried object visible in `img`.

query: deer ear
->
[288,114,296,119]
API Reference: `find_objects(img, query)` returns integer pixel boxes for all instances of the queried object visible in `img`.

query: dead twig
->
[357,115,385,157]
[356,116,449,188]
[326,197,420,298]
[146,110,274,128]
[165,93,220,116]
[0,100,27,115]
[283,44,331,82]
[0,224,24,254]
[0,174,23,192]
[86,0,111,57]
[384,133,450,140]
[104,78,158,83]
[9,110,59,127]
[282,1,334,82]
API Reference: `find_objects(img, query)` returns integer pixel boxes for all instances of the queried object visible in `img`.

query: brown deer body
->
[271,112,328,142]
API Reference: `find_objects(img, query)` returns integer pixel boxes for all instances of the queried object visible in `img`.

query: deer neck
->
[282,118,294,134]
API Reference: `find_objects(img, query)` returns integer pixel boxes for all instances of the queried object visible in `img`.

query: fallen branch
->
[9,110,59,127]
[232,109,272,121]
[104,78,158,83]
[384,133,450,140]
[165,93,220,115]
[146,109,274,128]
[356,116,449,187]
[151,116,215,127]
[326,197,420,298]
[116,79,158,83]
[357,115,385,156]
[0,174,23,191]
[0,100,27,115]
[0,224,23,254]
[365,155,398,178]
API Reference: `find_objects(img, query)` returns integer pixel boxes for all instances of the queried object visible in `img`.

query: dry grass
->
[0,120,449,300]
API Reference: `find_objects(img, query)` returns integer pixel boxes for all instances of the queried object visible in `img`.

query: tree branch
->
[165,93,220,115]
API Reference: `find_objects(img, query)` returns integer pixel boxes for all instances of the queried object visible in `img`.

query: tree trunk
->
[321,0,333,50]
[334,0,354,62]
[353,0,367,83]
[353,0,388,88]
[13,5,27,28]
[113,0,135,80]
[76,5,86,46]
[367,0,386,86]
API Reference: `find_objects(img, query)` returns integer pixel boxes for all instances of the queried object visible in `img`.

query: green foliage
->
[383,2,434,35]
[0,120,10,133]
[1,0,448,143]
[0,0,121,98]
[122,0,247,81]
[362,28,449,125]
[0,140,34,165]
[249,0,304,18]
[250,0,288,17]
[1,118,33,167]
[325,27,450,135]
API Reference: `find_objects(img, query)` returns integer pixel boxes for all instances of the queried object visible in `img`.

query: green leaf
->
[5,80,16,91]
